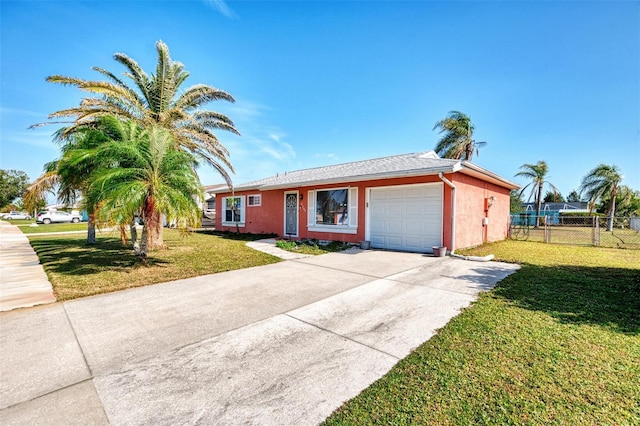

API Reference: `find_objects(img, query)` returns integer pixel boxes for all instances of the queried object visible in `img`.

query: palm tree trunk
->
[535,183,543,228]
[139,224,148,265]
[130,223,141,256]
[119,224,128,246]
[143,196,164,250]
[87,213,96,244]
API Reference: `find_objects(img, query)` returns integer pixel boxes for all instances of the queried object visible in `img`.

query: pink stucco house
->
[212,151,519,253]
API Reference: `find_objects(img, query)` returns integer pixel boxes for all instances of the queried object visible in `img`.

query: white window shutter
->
[239,196,246,223]
[349,188,358,227]
[308,190,315,227]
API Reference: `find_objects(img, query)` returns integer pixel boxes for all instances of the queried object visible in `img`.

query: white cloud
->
[204,0,237,19]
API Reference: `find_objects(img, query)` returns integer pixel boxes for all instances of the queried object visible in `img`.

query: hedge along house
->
[212,151,519,253]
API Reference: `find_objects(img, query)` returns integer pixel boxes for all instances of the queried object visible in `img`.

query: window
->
[222,196,245,226]
[307,188,358,234]
[316,189,349,225]
[247,194,262,207]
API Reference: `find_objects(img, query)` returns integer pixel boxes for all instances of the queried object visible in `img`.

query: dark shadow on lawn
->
[29,237,169,276]
[492,264,640,334]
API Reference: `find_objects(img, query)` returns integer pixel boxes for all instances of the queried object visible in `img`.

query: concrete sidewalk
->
[0,248,519,425]
[0,221,55,312]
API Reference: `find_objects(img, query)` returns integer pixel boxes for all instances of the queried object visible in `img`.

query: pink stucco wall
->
[215,172,512,250]
[450,173,512,249]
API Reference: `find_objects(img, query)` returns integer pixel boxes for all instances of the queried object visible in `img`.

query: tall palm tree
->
[579,164,623,231]
[515,161,558,227]
[433,111,486,161]
[32,41,237,249]
[80,122,203,259]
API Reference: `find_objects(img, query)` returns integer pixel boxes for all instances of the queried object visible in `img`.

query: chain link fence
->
[509,215,640,249]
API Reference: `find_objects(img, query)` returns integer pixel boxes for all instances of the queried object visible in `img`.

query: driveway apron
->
[0,248,519,425]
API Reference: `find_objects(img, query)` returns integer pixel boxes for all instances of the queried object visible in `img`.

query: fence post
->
[592,216,600,246]
[544,218,549,243]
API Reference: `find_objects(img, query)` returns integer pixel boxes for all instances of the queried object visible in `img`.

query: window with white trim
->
[222,196,245,226]
[307,188,358,234]
[247,194,262,207]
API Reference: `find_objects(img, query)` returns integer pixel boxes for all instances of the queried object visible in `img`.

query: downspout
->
[439,172,456,254]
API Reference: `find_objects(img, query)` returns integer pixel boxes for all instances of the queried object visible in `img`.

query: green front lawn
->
[28,230,281,301]
[324,241,640,425]
[20,222,89,233]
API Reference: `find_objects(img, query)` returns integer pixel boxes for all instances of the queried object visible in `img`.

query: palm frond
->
[175,84,236,109]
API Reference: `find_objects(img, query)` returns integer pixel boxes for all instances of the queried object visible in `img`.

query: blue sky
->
[1,0,639,202]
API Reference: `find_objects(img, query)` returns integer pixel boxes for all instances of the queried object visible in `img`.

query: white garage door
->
[369,183,443,253]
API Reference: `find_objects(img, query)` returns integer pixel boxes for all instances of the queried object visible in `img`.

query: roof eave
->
[460,162,520,190]
[257,166,459,190]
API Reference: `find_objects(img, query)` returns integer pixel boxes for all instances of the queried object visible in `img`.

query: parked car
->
[2,211,31,220]
[36,211,81,224]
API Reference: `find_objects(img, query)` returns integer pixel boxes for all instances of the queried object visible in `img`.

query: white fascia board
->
[208,185,262,194]
[460,162,520,190]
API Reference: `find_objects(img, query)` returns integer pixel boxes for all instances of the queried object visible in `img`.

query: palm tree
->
[433,111,486,161]
[36,41,238,181]
[80,122,203,259]
[32,41,237,249]
[515,161,558,227]
[24,119,118,244]
[579,164,623,231]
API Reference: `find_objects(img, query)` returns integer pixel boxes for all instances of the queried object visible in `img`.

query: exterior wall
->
[449,173,511,249]
[215,172,512,250]
[215,175,448,244]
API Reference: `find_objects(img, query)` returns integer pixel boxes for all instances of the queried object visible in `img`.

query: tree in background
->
[515,161,558,227]
[510,190,524,213]
[433,111,486,161]
[566,190,581,203]
[32,41,238,249]
[0,169,30,209]
[543,190,565,203]
[579,164,623,231]
[595,185,640,218]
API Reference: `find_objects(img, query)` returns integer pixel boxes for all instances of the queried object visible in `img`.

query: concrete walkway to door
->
[0,248,519,425]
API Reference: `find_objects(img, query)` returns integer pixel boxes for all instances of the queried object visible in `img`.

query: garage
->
[368,183,443,253]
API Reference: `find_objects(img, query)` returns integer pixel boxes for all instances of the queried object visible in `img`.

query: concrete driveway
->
[0,249,519,425]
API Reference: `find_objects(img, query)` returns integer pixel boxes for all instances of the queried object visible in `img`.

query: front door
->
[284,192,298,236]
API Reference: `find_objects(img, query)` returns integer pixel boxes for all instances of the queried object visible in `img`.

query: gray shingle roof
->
[229,151,460,191]
[210,151,519,193]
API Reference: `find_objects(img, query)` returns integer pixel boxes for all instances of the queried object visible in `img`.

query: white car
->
[36,211,82,224]
[2,211,31,220]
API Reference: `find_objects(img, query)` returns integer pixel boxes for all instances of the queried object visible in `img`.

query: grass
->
[323,240,640,425]
[275,238,353,255]
[19,222,89,233]
[28,229,281,301]
[511,225,640,248]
